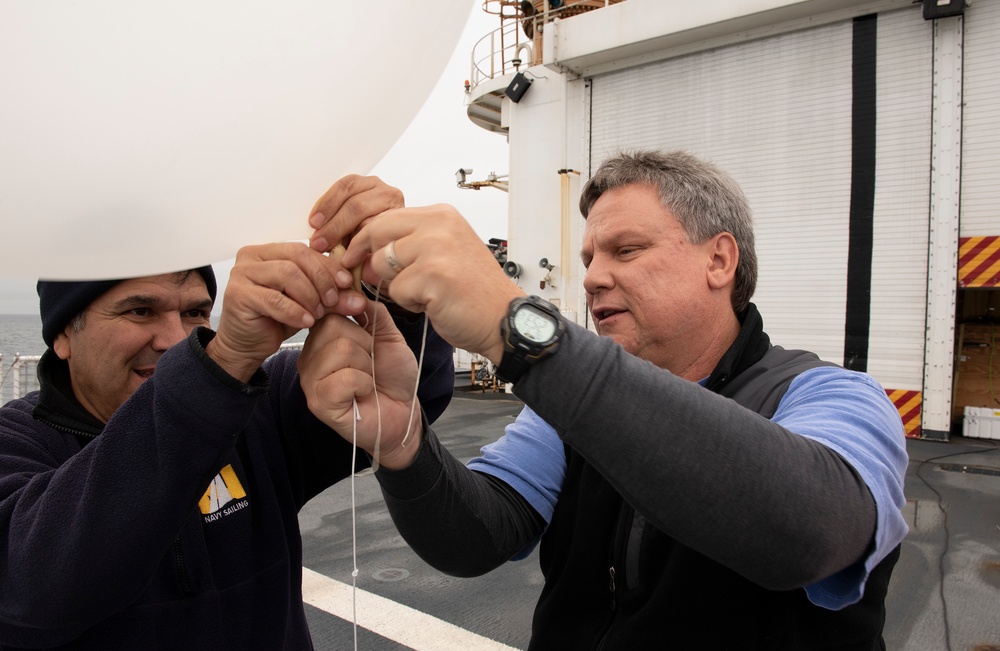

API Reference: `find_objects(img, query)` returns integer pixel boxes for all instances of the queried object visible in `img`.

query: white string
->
[350,398,361,651]
[368,286,384,472]
[347,277,430,649]
[401,316,429,448]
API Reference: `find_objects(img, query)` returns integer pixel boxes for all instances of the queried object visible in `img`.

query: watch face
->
[513,304,557,343]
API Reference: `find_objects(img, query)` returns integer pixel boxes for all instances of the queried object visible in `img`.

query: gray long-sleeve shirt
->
[377,313,908,604]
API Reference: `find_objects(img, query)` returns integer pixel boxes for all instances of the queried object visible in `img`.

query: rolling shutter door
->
[868,10,932,390]
[962,0,1000,241]
[586,8,931,394]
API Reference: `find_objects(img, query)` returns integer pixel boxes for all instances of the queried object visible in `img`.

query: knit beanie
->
[37,266,217,348]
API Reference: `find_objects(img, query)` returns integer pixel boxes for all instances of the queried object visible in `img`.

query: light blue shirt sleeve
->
[467,405,566,525]
[772,366,910,609]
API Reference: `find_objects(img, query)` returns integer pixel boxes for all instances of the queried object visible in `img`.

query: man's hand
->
[339,204,525,365]
[308,174,405,254]
[297,301,423,470]
[207,242,365,382]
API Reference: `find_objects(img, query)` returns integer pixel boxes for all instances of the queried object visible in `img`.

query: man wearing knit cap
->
[34,267,218,427]
[0,176,454,649]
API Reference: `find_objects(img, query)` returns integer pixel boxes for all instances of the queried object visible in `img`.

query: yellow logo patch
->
[199,464,247,515]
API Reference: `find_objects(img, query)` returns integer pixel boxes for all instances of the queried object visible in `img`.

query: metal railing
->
[469,11,529,90]
[470,0,624,91]
[0,354,42,403]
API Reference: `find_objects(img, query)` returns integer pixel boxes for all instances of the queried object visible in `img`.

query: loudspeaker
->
[923,0,964,20]
[505,73,532,103]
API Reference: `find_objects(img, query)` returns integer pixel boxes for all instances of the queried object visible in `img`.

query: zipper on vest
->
[608,565,616,610]
[173,536,194,597]
[596,503,632,648]
[612,503,645,592]
[590,565,617,651]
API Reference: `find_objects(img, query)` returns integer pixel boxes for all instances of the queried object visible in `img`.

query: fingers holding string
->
[339,203,459,278]
[338,206,419,274]
[354,237,412,309]
[308,174,405,254]
[234,241,373,330]
[329,243,364,294]
[339,208,448,317]
[299,316,381,428]
[300,314,376,384]
[229,243,332,329]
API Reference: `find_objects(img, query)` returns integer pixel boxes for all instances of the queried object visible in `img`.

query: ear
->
[53,327,72,361]
[706,232,739,291]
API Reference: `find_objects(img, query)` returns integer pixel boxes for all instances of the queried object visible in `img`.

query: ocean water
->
[0,314,45,402]
[0,314,44,361]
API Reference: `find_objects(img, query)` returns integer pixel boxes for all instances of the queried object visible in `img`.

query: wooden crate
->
[952,323,1000,425]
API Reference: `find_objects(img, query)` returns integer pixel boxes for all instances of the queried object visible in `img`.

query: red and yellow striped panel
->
[886,389,922,438]
[959,236,1000,288]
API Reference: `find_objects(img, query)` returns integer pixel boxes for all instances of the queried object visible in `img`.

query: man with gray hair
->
[305,149,909,649]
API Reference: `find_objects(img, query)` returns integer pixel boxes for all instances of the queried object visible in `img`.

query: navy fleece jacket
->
[0,320,452,650]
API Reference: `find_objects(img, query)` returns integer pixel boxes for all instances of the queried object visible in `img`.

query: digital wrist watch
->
[495,295,564,384]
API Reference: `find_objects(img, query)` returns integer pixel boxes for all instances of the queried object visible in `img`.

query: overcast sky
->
[0,5,509,315]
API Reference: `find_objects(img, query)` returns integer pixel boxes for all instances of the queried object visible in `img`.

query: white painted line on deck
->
[302,567,519,651]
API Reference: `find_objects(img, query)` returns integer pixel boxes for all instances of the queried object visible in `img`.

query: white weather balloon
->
[0,0,474,279]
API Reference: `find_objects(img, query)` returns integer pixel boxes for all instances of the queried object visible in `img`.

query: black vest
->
[529,306,899,650]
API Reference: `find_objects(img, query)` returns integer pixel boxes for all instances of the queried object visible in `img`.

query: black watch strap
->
[495,328,532,384]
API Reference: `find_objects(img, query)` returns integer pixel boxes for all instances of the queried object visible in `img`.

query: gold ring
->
[384,240,404,274]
